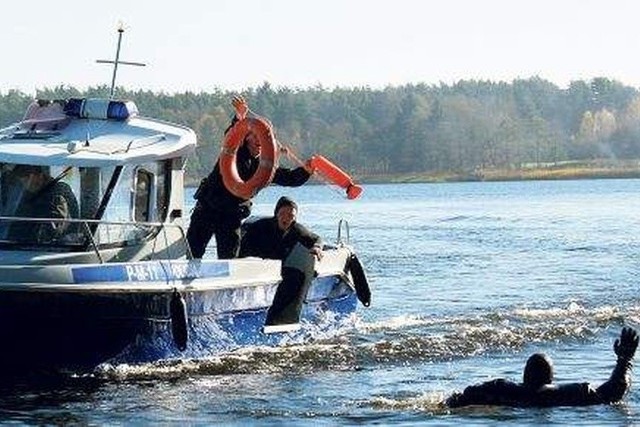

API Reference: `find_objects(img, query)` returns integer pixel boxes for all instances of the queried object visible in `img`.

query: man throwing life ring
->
[187,96,314,259]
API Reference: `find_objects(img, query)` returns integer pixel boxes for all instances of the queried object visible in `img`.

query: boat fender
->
[170,289,188,351]
[346,252,371,307]
[220,117,278,200]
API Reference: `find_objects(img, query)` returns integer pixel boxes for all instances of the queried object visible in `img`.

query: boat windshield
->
[0,164,81,246]
[0,161,168,250]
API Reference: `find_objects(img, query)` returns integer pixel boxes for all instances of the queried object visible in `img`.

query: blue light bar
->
[107,100,138,120]
[63,98,138,120]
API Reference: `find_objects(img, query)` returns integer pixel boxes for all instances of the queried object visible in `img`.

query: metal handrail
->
[0,216,189,263]
[337,219,350,245]
[0,215,181,228]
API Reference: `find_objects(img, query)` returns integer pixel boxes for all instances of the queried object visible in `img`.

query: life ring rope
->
[219,117,278,200]
[228,106,362,201]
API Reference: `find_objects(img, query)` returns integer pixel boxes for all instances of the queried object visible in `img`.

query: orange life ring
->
[220,117,278,200]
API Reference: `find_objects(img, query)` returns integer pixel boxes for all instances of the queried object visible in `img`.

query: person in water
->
[187,95,314,259]
[239,196,323,325]
[445,326,638,408]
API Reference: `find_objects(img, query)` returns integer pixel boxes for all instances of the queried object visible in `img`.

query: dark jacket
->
[194,144,310,214]
[13,179,79,243]
[239,217,321,260]
[194,115,311,215]
[445,357,633,407]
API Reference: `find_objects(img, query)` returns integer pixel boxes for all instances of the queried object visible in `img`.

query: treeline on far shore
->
[2,76,640,184]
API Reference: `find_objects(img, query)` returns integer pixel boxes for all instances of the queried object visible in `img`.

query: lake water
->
[2,179,640,425]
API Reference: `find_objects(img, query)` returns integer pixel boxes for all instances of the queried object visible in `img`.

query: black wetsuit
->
[238,216,321,260]
[445,357,633,407]
[186,122,310,259]
[239,217,321,325]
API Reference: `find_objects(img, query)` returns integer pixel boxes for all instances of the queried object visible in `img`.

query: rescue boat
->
[0,96,371,374]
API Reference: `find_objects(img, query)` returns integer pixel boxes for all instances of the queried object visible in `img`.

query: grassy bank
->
[357,160,640,184]
[186,160,640,187]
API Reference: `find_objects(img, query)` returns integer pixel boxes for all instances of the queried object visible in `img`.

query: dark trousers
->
[265,243,315,325]
[186,202,242,259]
[265,268,309,325]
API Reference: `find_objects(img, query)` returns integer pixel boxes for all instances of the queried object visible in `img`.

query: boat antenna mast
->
[96,23,146,99]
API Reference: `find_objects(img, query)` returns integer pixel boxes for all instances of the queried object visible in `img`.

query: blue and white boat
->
[0,94,370,374]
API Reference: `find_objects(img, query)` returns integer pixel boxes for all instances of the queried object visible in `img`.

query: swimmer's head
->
[523,353,554,389]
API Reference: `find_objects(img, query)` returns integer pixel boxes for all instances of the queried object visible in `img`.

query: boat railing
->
[337,219,350,245]
[0,215,189,262]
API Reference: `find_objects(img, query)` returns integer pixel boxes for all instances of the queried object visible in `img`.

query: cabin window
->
[93,161,168,247]
[156,160,169,222]
[133,168,154,222]
[132,161,169,223]
[0,160,170,249]
[79,167,101,219]
[0,164,82,247]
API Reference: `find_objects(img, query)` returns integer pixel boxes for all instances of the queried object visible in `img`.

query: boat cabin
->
[0,98,196,263]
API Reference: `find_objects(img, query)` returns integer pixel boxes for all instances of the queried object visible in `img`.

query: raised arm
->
[595,327,639,403]
[223,95,249,134]
[272,166,311,187]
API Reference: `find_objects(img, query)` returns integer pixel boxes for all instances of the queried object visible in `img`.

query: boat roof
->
[0,98,197,167]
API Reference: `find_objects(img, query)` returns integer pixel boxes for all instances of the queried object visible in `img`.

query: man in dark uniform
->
[239,196,322,261]
[239,196,323,326]
[445,326,638,408]
[11,164,79,243]
[187,96,313,259]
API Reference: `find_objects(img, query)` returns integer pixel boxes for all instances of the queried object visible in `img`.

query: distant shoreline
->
[357,160,640,184]
[185,160,640,187]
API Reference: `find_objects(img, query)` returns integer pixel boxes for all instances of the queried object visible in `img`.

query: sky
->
[3,0,640,95]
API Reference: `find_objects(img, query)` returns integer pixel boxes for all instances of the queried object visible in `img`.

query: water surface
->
[2,179,640,425]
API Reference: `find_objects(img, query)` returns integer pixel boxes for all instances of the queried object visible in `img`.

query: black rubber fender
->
[347,252,371,307]
[170,289,188,351]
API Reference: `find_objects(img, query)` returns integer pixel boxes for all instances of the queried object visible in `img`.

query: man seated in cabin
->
[445,326,638,408]
[239,196,323,325]
[10,164,80,244]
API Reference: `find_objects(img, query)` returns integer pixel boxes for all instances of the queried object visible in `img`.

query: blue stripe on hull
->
[109,292,358,365]
[71,260,230,283]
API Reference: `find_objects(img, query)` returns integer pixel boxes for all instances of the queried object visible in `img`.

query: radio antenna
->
[96,23,146,98]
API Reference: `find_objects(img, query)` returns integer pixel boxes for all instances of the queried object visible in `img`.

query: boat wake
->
[95,305,627,379]
[13,301,633,383]
[366,392,448,414]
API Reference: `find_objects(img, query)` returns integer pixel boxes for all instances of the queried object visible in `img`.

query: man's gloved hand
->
[614,327,639,361]
[304,156,317,174]
[309,244,323,261]
[232,95,248,120]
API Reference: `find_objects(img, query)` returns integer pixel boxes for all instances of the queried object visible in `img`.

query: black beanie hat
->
[274,196,298,215]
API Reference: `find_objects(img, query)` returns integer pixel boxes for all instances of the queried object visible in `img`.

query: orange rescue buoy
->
[309,155,363,199]
[220,117,278,200]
